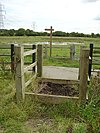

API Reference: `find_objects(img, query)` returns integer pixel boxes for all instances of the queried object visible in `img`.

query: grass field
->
[0,36,100,69]
[0,36,100,133]
[0,36,100,45]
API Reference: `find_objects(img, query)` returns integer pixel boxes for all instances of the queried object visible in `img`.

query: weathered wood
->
[41,78,79,85]
[24,49,37,56]
[11,44,15,72]
[45,26,54,57]
[70,44,75,60]
[14,45,25,102]
[79,48,90,103]
[24,61,37,73]
[78,45,86,80]
[37,44,43,77]
[25,92,79,104]
[32,45,36,72]
[0,54,10,56]
[25,74,37,88]
[44,44,48,58]
[88,43,93,78]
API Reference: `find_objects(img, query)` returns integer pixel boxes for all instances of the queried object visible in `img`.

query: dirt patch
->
[37,82,79,97]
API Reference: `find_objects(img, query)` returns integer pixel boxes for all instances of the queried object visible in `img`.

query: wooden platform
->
[42,66,79,81]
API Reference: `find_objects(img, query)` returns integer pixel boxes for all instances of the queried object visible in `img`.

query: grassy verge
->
[0,70,100,133]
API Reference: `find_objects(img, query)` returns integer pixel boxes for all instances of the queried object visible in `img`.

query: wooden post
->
[78,45,86,80]
[70,44,75,60]
[32,44,36,72]
[14,44,25,102]
[45,26,54,57]
[79,48,90,103]
[88,43,93,79]
[44,44,48,58]
[37,44,43,77]
[11,44,14,72]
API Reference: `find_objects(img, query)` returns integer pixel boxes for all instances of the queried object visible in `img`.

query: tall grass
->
[0,69,100,132]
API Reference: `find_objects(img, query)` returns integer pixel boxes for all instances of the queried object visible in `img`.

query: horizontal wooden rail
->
[25,92,79,104]
[93,50,100,54]
[0,62,11,64]
[0,54,10,56]
[93,46,100,49]
[92,61,100,65]
[0,45,11,49]
[93,54,100,57]
[24,61,37,73]
[43,45,69,48]
[24,49,37,57]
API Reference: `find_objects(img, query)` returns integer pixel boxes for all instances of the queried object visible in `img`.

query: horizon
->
[1,0,100,34]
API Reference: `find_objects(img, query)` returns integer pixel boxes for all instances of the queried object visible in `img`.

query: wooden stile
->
[37,44,43,77]
[14,44,25,102]
[79,48,90,103]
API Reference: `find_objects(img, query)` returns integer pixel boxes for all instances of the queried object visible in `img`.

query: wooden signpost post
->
[45,26,54,57]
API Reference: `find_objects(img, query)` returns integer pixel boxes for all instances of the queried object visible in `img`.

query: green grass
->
[0,36,100,132]
[0,36,100,69]
[0,36,100,45]
[0,70,100,133]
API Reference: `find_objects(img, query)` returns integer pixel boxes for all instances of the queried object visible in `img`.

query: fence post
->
[70,44,75,60]
[32,44,36,72]
[37,44,43,77]
[44,44,48,58]
[14,44,25,102]
[78,45,86,80]
[88,43,93,79]
[11,44,14,72]
[79,48,90,104]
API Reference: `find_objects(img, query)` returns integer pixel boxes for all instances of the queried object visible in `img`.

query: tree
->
[8,29,15,36]
[25,29,33,36]
[15,28,25,36]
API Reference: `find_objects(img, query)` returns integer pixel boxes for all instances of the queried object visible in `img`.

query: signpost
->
[45,26,54,57]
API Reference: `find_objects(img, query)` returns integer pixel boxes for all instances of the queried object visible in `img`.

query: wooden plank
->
[0,54,10,56]
[0,62,11,64]
[37,44,43,77]
[93,54,100,57]
[32,45,36,72]
[93,50,100,54]
[11,44,15,72]
[25,74,37,88]
[92,61,100,65]
[79,48,90,104]
[93,46,100,49]
[88,43,93,78]
[0,45,11,49]
[41,78,79,85]
[25,92,79,104]
[14,45,25,102]
[24,61,37,73]
[24,49,37,56]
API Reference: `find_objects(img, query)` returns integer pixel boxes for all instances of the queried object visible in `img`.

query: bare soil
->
[38,82,79,97]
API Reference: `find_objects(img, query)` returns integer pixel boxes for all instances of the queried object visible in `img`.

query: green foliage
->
[0,28,100,37]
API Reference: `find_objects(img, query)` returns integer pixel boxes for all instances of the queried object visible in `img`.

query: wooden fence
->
[0,43,96,103]
[14,44,42,102]
[0,44,14,71]
[43,44,81,60]
[88,43,100,78]
[0,44,37,72]
[14,44,90,104]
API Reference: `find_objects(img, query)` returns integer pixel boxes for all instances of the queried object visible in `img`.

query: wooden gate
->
[14,44,42,102]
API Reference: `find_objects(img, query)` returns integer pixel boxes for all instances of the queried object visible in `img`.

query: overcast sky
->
[1,0,100,33]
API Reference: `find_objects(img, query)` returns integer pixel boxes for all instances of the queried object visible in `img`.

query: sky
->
[1,0,100,34]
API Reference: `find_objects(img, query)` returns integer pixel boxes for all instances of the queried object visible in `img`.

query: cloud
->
[82,0,99,3]
[94,15,100,20]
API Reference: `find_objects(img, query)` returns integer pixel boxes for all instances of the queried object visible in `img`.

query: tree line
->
[0,28,100,38]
